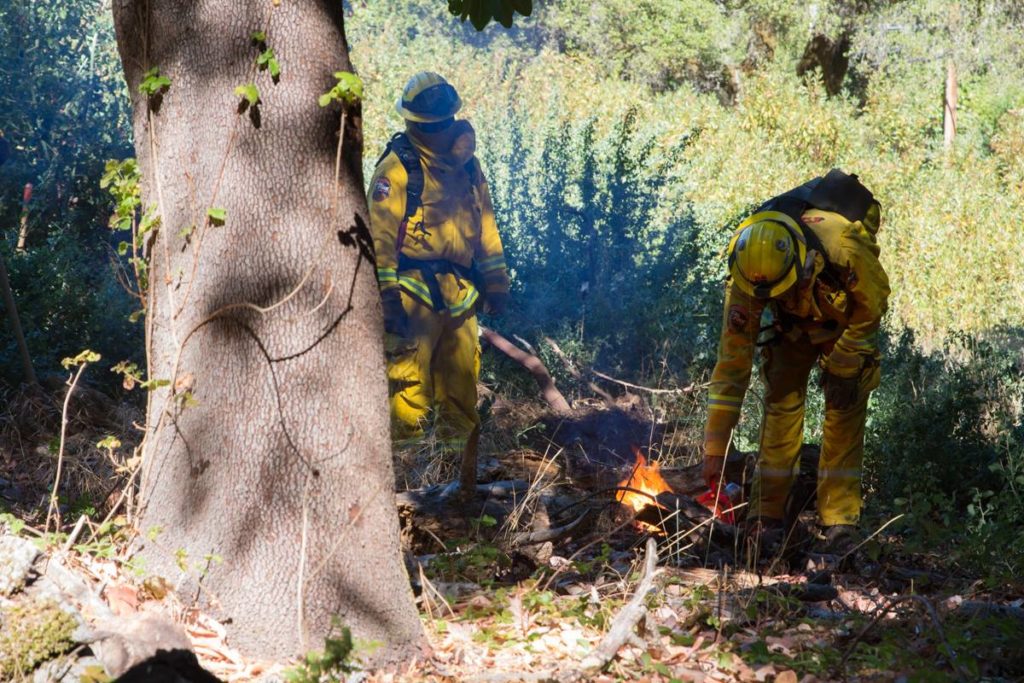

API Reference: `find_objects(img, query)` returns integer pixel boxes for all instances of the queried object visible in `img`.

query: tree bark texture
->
[112,0,424,661]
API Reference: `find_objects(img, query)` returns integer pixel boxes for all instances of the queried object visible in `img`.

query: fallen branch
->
[670,567,837,602]
[591,369,698,396]
[580,537,659,673]
[510,511,589,547]
[543,337,615,406]
[480,326,572,415]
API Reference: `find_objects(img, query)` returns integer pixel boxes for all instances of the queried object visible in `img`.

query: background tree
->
[0,1,138,384]
[111,0,423,660]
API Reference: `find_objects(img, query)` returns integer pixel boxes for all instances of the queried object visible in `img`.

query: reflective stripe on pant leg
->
[817,362,880,526]
[388,294,443,443]
[751,337,817,520]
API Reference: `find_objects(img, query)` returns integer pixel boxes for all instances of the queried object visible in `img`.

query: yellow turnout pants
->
[386,291,481,456]
[750,333,880,526]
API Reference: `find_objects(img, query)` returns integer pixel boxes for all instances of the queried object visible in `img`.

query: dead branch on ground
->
[543,337,615,406]
[480,326,572,415]
[579,536,660,673]
[590,369,698,396]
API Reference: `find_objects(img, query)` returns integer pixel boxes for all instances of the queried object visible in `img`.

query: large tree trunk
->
[112,0,424,662]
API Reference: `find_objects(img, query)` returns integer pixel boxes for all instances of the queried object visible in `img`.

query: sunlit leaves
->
[101,158,141,231]
[251,30,281,81]
[111,360,141,390]
[284,618,356,683]
[138,67,171,97]
[61,349,100,368]
[96,435,121,451]
[257,48,281,79]
[319,71,364,107]
[234,83,260,107]
[206,207,227,226]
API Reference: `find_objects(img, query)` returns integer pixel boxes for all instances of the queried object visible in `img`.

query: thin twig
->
[46,362,90,533]
[543,337,615,405]
[61,515,89,553]
[591,369,699,395]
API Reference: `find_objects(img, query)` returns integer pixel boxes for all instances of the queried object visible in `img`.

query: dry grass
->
[0,382,142,525]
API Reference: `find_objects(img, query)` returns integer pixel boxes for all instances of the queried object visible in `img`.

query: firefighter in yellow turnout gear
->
[368,72,510,472]
[701,170,890,550]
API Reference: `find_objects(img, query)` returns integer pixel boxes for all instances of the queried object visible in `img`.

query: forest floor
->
[1,384,1023,682]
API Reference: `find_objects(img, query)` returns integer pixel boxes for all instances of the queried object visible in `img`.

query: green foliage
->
[101,157,153,311]
[0,0,139,388]
[206,206,227,226]
[1,233,141,386]
[60,348,100,369]
[318,72,364,107]
[96,435,121,451]
[863,330,1024,577]
[138,67,171,97]
[234,83,261,107]
[284,618,357,683]
[256,49,281,79]
[426,540,512,585]
[0,512,26,536]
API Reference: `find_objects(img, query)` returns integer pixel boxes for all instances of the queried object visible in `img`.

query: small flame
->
[616,446,674,521]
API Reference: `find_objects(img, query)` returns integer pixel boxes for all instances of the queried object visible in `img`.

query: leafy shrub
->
[1,233,141,388]
[865,329,1024,576]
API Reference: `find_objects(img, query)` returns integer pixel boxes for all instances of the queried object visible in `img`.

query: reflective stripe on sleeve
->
[708,393,743,413]
[377,267,398,285]
[477,254,507,272]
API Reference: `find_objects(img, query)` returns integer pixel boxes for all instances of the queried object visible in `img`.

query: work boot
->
[821,525,860,554]
[805,524,861,572]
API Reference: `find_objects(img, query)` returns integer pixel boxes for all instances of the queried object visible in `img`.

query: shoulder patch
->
[728,305,749,333]
[372,177,391,202]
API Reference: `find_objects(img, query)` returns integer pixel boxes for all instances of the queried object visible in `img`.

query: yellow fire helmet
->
[727,211,807,299]
[395,72,463,123]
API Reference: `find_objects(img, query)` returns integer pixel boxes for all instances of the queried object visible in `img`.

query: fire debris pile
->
[393,396,1024,681]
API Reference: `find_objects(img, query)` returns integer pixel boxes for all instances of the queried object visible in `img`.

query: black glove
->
[482,292,508,317]
[822,371,859,410]
[381,288,409,338]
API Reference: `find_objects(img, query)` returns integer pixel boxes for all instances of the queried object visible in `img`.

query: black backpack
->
[758,168,877,284]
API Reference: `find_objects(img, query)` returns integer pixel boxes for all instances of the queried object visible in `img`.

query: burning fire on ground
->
[616,446,738,532]
[616,446,674,533]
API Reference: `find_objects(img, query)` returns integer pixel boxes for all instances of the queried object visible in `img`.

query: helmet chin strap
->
[800,249,819,285]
